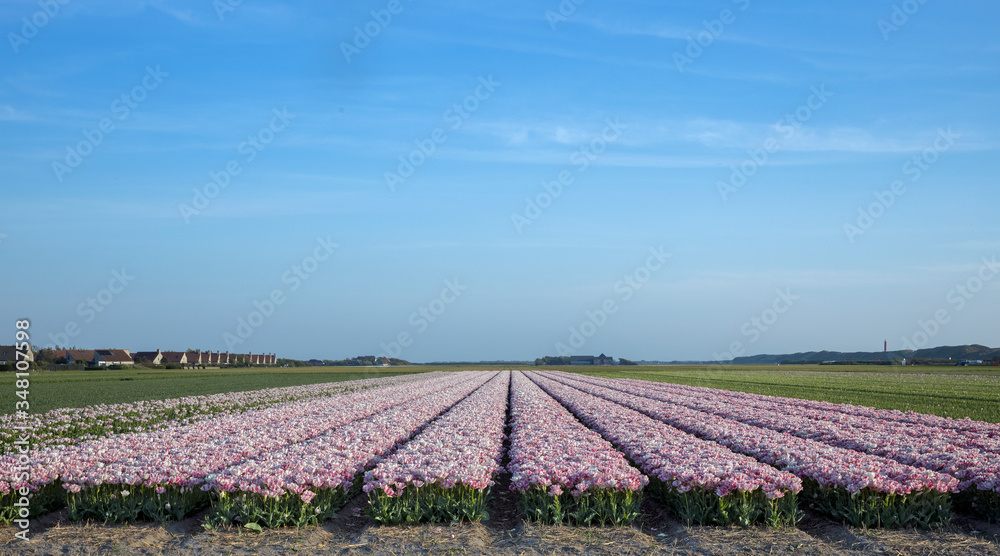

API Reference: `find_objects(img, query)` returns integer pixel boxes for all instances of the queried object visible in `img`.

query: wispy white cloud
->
[660,268,921,295]
[574,15,867,57]
[910,262,1000,275]
[937,240,1000,252]
[0,105,32,121]
[577,19,688,41]
[3,188,372,220]
[455,116,996,157]
[391,27,678,72]
[0,0,282,26]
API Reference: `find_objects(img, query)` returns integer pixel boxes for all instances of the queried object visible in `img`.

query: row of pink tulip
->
[1,372,462,499]
[210,372,495,497]
[0,372,436,451]
[202,372,500,527]
[541,372,957,528]
[656,380,1000,435]
[625,379,1000,457]
[60,375,467,493]
[549,372,958,496]
[506,372,646,525]
[525,373,801,526]
[61,372,473,493]
[593,376,1000,496]
[363,372,510,524]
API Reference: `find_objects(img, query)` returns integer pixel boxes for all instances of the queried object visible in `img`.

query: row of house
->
[51,349,277,367]
[0,345,35,364]
[133,349,277,366]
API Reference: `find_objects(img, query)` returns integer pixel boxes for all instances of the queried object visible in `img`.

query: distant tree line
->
[534,356,572,366]
[287,356,411,367]
[534,356,638,366]
[276,358,306,367]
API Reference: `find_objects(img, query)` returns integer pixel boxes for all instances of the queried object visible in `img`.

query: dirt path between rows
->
[3,485,999,555]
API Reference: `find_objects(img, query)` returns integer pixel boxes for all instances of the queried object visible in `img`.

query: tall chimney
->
[884,340,887,352]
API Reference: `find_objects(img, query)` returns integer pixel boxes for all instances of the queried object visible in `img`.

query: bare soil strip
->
[3,485,999,555]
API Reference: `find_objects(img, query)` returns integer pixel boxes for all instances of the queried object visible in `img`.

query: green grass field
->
[3,367,428,414]
[5,364,1000,422]
[559,365,1000,423]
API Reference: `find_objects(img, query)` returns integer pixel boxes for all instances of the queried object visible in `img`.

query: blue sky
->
[2,0,998,362]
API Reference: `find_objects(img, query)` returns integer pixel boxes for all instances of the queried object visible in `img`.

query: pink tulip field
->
[527,374,801,527]
[507,372,647,525]
[3,370,998,530]
[364,371,509,524]
[0,372,437,451]
[205,371,496,527]
[536,371,989,528]
[2,372,460,524]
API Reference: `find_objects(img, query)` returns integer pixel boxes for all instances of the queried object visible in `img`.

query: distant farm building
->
[133,349,164,365]
[94,349,134,366]
[57,350,97,364]
[570,353,615,366]
[0,345,34,364]
[161,351,188,365]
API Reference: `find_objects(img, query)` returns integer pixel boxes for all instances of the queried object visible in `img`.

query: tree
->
[35,348,60,364]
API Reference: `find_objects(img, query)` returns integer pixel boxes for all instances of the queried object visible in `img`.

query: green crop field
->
[2,367,429,414]
[557,364,1000,423]
[6,364,1000,422]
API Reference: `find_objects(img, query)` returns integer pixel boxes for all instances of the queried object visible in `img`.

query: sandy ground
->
[3,485,999,555]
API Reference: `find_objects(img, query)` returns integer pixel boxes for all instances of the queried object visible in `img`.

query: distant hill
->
[909,344,1000,361]
[731,344,1000,365]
